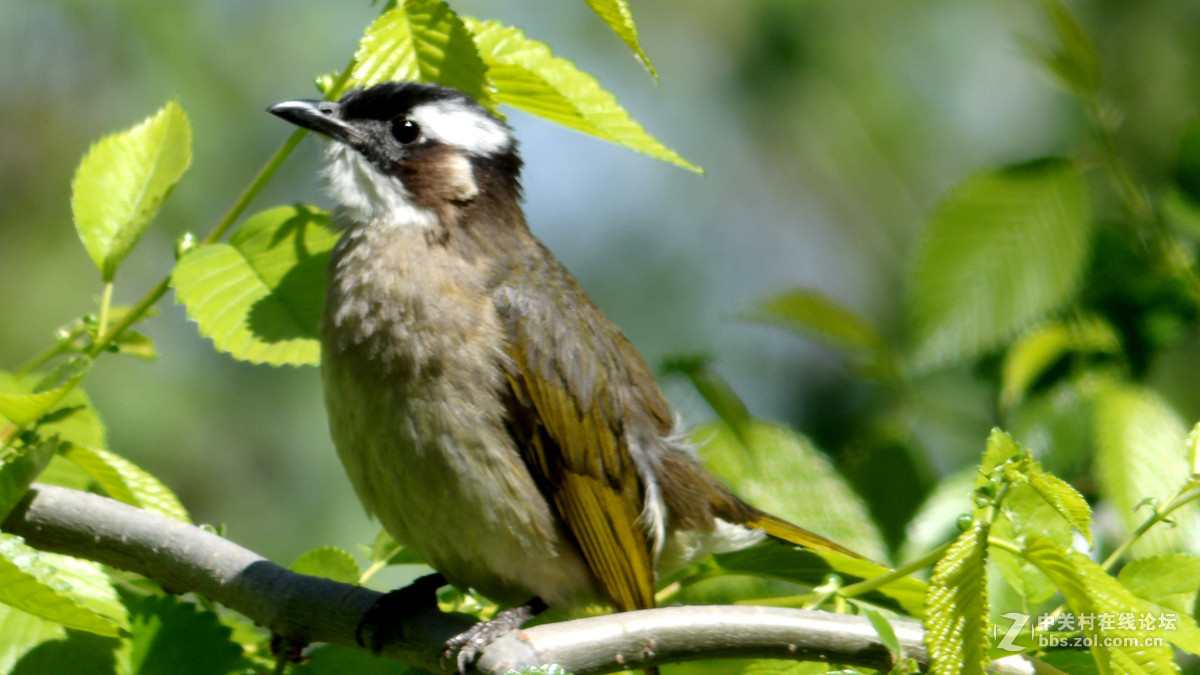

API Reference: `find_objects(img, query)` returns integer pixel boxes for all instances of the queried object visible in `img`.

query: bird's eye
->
[391,118,420,144]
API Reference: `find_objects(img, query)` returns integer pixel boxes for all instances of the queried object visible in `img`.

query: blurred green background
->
[3,0,1199,577]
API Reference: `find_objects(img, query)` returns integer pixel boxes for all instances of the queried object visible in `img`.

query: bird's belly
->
[321,339,595,608]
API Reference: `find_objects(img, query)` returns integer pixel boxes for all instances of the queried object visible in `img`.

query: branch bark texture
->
[2,484,1034,674]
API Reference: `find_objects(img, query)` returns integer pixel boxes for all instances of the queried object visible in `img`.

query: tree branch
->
[2,485,1036,674]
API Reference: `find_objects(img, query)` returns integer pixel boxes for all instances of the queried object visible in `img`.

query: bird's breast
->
[318,222,595,606]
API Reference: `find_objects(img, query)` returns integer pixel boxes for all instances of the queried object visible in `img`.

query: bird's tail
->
[740,510,866,559]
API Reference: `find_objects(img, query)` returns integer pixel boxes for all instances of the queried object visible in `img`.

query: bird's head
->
[269,82,523,233]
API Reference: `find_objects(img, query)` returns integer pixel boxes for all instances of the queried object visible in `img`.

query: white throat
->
[322,143,437,230]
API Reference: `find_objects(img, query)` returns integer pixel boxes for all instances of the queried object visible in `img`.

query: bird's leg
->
[446,596,548,674]
[357,572,447,653]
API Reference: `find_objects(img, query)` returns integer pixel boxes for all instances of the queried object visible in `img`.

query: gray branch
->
[2,484,1036,674]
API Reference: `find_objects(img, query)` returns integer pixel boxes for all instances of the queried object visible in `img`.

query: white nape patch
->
[322,142,437,230]
[409,100,512,157]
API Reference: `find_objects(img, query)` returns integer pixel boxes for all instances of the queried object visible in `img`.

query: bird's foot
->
[444,597,547,674]
[356,572,446,653]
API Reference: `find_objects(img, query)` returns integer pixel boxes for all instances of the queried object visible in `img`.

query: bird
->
[268,82,861,672]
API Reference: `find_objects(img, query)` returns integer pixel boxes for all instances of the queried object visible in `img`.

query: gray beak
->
[268,99,363,146]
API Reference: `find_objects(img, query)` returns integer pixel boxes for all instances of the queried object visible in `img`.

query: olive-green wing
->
[493,247,670,612]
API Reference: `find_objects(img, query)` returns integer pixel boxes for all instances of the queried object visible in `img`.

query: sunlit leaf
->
[1024,535,1179,673]
[661,354,752,444]
[696,420,886,562]
[0,437,57,521]
[747,289,891,374]
[352,0,489,104]
[923,522,989,675]
[908,160,1091,370]
[71,100,192,282]
[0,534,126,636]
[290,546,361,585]
[172,205,338,367]
[465,18,701,173]
[61,444,189,522]
[1119,554,1200,656]
[580,0,656,79]
[1000,315,1119,408]
[1093,381,1200,557]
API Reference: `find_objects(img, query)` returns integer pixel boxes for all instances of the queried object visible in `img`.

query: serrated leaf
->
[352,0,489,104]
[714,543,927,617]
[923,522,990,675]
[747,290,891,374]
[907,160,1091,370]
[1023,535,1179,673]
[1119,554,1200,656]
[992,483,1067,604]
[119,591,245,675]
[1000,315,1119,408]
[71,100,192,282]
[0,370,106,454]
[695,420,886,562]
[0,371,87,428]
[172,204,338,367]
[977,428,1021,490]
[61,444,189,522]
[1093,381,1199,557]
[290,547,361,585]
[1027,469,1092,544]
[581,0,656,79]
[465,18,701,173]
[0,604,119,675]
[0,437,58,521]
[0,534,126,636]
[291,643,428,674]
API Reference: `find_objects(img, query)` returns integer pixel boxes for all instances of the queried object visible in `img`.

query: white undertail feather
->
[322,143,438,230]
[409,99,512,157]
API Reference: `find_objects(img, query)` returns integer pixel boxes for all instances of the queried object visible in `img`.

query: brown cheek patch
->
[398,145,479,212]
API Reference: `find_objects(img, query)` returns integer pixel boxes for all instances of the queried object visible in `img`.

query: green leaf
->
[713,543,927,617]
[0,437,58,521]
[907,160,1091,370]
[71,100,192,282]
[991,484,1066,604]
[465,18,702,173]
[977,428,1021,491]
[291,643,428,675]
[0,534,126,637]
[1172,119,1200,206]
[695,420,887,562]
[172,204,338,367]
[118,591,245,675]
[60,444,189,522]
[0,604,119,675]
[1026,468,1092,544]
[581,0,656,79]
[1023,0,1102,100]
[0,369,88,428]
[1092,381,1199,557]
[352,0,489,104]
[746,290,891,375]
[1187,421,1200,478]
[1023,535,1179,673]
[864,606,904,661]
[999,315,1119,408]
[1119,554,1200,656]
[0,371,106,450]
[923,522,989,675]
[661,354,752,444]
[290,547,361,585]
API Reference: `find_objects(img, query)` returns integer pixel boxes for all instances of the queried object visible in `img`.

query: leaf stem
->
[1100,481,1200,571]
[96,282,115,339]
[840,539,953,598]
